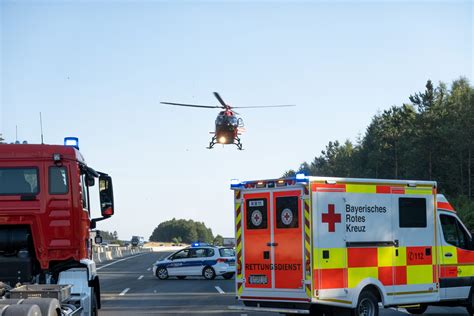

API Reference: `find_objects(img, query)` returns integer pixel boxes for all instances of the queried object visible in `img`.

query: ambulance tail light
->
[256,181,266,188]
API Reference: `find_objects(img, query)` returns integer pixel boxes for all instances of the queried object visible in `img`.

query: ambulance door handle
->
[267,242,278,247]
[445,252,453,257]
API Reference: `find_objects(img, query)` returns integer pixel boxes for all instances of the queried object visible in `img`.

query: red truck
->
[0,138,115,315]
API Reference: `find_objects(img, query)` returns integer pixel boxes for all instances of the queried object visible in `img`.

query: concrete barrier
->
[92,245,153,263]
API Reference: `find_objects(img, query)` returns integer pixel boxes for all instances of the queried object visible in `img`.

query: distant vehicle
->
[223,237,235,247]
[153,243,235,280]
[131,236,144,247]
[161,92,295,150]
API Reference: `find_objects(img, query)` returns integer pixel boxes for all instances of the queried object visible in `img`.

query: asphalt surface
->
[96,251,470,315]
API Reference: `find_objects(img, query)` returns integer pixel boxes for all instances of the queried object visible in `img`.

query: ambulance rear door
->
[272,189,305,290]
[242,191,272,289]
[240,186,306,300]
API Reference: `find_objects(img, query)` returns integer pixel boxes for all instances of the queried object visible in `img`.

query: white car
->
[153,244,236,280]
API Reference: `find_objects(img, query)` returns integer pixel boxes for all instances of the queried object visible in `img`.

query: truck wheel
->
[203,266,216,280]
[156,267,169,280]
[352,290,379,316]
[91,288,99,316]
[405,304,427,314]
[223,272,235,280]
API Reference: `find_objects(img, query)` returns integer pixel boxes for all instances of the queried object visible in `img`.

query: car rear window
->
[0,168,39,195]
[219,248,235,257]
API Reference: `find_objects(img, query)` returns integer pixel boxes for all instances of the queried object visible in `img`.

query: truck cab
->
[0,140,115,315]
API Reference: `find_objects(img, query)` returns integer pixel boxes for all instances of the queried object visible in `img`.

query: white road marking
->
[119,288,130,296]
[147,267,151,271]
[96,253,147,270]
[215,286,225,294]
[138,275,144,280]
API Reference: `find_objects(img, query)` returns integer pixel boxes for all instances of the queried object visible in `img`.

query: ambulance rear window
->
[246,198,268,229]
[399,197,427,228]
[276,196,299,228]
[0,167,39,195]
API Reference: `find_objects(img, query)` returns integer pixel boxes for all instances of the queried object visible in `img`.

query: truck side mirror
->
[86,174,95,187]
[94,235,103,245]
[99,175,114,217]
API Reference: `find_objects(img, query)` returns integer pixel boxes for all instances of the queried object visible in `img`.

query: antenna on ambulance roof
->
[39,112,44,144]
[15,125,18,143]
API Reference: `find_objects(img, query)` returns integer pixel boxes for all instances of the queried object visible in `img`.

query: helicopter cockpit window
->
[230,117,238,125]
[216,116,225,124]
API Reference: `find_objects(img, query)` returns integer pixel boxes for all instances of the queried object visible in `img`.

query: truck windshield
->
[0,168,39,195]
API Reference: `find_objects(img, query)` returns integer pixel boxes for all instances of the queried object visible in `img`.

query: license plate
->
[249,275,267,284]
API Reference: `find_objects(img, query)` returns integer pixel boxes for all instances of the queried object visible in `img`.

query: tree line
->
[284,78,473,228]
[149,218,218,244]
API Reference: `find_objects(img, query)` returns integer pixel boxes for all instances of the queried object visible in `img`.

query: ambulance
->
[230,175,474,316]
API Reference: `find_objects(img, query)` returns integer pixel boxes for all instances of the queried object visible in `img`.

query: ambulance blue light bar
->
[230,179,241,189]
[295,173,308,183]
[64,137,79,150]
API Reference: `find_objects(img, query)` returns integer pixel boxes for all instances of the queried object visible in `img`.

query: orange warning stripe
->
[234,190,243,295]
[437,201,455,212]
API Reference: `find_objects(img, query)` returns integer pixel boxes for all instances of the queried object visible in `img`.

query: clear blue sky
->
[1,0,472,240]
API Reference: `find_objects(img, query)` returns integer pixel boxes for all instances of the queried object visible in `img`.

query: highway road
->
[96,251,469,315]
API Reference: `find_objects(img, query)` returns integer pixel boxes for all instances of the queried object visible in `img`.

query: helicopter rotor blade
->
[160,102,221,109]
[213,92,228,108]
[232,105,296,109]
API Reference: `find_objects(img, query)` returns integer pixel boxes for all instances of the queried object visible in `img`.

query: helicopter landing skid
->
[206,136,244,150]
[207,136,217,149]
[234,137,244,150]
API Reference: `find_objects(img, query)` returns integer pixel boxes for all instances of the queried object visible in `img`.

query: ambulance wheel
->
[223,272,234,280]
[353,290,379,316]
[405,304,427,314]
[203,266,216,280]
[177,276,186,280]
[466,287,474,315]
[156,267,169,280]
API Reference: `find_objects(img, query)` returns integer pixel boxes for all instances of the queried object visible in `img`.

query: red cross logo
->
[254,213,260,221]
[284,212,290,221]
[322,204,341,232]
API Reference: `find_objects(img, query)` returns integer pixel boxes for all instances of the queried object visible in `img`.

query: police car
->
[153,243,236,280]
